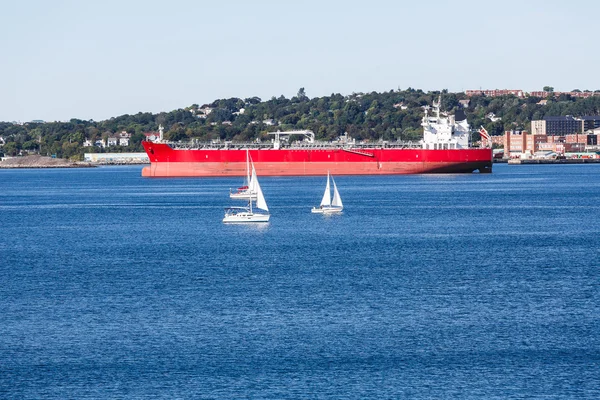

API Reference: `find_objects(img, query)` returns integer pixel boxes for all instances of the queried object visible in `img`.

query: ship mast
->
[158,124,164,142]
[432,95,441,121]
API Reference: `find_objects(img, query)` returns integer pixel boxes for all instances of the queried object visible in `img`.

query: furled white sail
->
[331,178,343,208]
[320,173,331,207]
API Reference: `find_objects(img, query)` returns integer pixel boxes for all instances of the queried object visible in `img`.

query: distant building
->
[504,130,595,158]
[469,88,600,99]
[196,107,213,119]
[83,139,93,147]
[504,130,528,156]
[532,116,600,137]
[118,131,131,146]
[486,112,501,122]
[581,116,600,131]
[529,91,551,98]
[465,89,524,98]
[458,99,470,108]
[490,135,504,147]
[393,102,409,110]
[531,120,546,135]
[528,91,599,98]
[531,116,581,136]
[107,137,118,147]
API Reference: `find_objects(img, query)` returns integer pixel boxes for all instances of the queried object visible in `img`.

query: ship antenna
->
[435,95,441,119]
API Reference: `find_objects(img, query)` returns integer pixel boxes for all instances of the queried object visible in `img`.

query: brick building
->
[504,130,595,158]
[531,116,600,136]
[465,89,524,98]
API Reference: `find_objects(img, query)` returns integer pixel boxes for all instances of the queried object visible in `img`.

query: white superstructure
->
[421,97,470,150]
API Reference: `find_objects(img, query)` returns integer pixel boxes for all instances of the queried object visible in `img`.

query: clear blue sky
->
[1,0,597,122]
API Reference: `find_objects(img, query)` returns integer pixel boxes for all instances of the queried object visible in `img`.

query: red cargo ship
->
[141,98,492,177]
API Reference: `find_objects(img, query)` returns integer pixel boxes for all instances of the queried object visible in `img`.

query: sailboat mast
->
[246,149,251,185]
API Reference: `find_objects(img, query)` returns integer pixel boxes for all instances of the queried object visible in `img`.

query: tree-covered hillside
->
[2,88,600,159]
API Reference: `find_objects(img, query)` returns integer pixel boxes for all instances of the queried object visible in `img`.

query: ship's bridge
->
[421,101,470,150]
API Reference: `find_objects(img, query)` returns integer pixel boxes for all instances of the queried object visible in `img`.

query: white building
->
[486,113,501,122]
[196,107,213,119]
[458,99,470,108]
[118,131,131,146]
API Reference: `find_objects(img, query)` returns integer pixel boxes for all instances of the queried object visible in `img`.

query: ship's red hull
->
[141,142,493,177]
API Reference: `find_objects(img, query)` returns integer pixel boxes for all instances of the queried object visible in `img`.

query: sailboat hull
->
[311,207,343,214]
[229,192,257,200]
[223,211,270,223]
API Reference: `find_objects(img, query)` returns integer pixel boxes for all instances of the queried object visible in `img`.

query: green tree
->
[3,142,18,156]
[294,87,308,102]
[22,140,39,152]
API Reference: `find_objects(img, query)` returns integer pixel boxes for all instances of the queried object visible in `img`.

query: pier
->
[507,158,600,165]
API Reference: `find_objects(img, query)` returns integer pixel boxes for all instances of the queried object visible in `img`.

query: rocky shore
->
[0,155,95,169]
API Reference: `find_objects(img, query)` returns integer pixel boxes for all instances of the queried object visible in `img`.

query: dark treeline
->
[2,88,600,159]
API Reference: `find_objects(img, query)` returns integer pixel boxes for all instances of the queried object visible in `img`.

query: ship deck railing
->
[163,140,424,150]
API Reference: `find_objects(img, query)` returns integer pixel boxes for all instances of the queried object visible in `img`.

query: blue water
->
[1,164,599,399]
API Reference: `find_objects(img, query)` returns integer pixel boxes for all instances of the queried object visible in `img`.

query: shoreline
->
[0,155,96,169]
[0,164,97,169]
[507,158,600,165]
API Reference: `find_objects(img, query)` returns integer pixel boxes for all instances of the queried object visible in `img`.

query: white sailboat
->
[223,153,270,223]
[230,150,257,200]
[311,172,343,214]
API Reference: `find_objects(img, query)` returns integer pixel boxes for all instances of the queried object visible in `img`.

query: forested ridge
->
[2,88,600,159]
